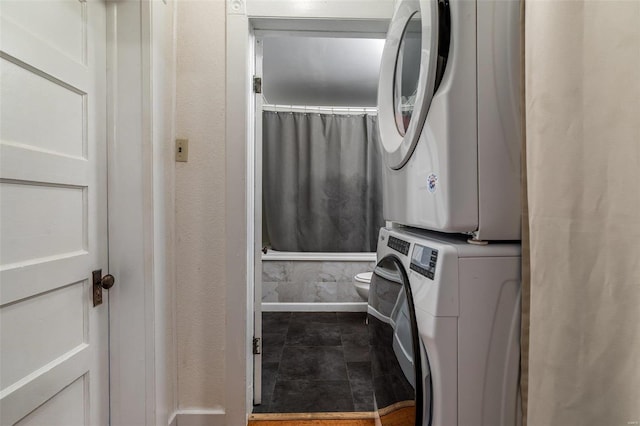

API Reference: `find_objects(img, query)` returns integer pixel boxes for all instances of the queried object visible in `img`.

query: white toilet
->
[353,272,373,302]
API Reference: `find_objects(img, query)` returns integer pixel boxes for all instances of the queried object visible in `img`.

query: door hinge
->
[253,76,262,94]
[253,337,261,355]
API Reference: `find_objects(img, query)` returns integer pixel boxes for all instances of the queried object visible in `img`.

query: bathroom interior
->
[255,32,388,413]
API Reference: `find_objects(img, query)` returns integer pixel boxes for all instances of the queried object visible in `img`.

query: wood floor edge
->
[377,400,415,417]
[249,412,376,421]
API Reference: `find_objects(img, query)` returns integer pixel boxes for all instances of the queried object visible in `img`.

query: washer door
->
[368,255,433,425]
[378,0,439,170]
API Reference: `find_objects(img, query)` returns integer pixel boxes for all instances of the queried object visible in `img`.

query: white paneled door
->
[0,1,109,425]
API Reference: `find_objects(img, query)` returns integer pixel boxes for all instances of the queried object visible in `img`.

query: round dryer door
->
[368,255,433,425]
[378,0,439,170]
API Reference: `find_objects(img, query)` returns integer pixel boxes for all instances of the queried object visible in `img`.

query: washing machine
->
[377,0,522,241]
[368,226,521,425]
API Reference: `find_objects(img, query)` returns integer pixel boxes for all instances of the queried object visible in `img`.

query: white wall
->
[172,0,394,424]
[175,0,227,419]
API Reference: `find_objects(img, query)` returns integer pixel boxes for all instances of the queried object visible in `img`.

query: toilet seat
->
[355,272,373,284]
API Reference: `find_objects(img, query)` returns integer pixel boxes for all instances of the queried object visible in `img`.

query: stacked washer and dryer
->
[368,0,522,425]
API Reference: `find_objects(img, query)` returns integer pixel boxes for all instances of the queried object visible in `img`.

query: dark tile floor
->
[252,312,374,413]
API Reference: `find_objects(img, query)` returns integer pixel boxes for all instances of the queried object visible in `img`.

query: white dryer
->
[377,0,522,240]
[368,226,521,425]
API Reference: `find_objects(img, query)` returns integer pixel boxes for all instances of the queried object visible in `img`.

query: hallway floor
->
[249,417,373,426]
[253,312,374,413]
[248,417,374,426]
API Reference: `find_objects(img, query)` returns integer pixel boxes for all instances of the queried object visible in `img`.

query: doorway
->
[251,28,387,415]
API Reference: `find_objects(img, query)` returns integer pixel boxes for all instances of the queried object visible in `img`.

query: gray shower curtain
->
[263,111,384,252]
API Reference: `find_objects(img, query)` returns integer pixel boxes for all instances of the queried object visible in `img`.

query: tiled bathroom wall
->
[262,260,376,304]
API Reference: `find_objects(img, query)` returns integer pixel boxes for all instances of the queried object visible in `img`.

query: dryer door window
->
[378,0,439,170]
[368,255,433,426]
[394,12,422,136]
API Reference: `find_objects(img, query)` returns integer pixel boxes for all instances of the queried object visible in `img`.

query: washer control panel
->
[387,236,410,255]
[410,244,438,280]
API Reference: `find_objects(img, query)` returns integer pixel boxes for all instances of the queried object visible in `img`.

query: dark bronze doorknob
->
[100,274,115,289]
[92,269,115,307]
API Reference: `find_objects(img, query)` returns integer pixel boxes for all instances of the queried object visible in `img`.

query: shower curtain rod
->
[262,103,378,115]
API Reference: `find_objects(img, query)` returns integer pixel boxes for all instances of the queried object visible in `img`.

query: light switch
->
[176,139,188,162]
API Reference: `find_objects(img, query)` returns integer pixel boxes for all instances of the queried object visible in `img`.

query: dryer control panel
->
[410,244,438,280]
[387,235,410,255]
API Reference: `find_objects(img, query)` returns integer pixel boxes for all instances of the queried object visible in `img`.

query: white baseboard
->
[172,409,226,426]
[262,302,367,312]
[168,411,177,426]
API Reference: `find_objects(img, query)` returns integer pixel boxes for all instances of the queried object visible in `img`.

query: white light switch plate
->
[176,139,188,162]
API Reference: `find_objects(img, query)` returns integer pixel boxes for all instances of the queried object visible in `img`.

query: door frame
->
[252,34,263,406]
[226,0,394,417]
[106,1,175,425]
